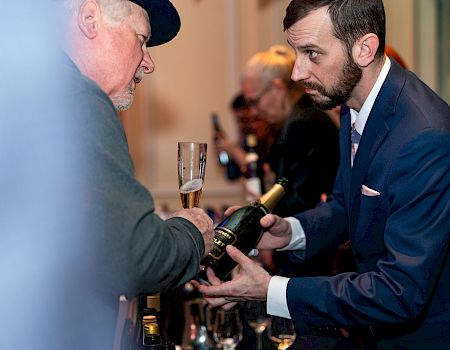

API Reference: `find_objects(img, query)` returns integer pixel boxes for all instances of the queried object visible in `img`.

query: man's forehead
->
[287,7,333,47]
[128,2,150,33]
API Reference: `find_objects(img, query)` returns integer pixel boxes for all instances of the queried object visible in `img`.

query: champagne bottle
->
[142,315,160,349]
[199,178,288,281]
[158,342,176,350]
[211,113,230,166]
[243,133,262,202]
[136,294,164,349]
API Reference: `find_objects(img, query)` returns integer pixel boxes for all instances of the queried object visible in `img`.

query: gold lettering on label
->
[214,238,226,247]
[210,227,238,259]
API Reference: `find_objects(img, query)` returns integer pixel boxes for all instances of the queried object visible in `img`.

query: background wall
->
[120,0,440,213]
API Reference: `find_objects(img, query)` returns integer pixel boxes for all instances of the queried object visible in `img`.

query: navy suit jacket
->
[288,59,450,348]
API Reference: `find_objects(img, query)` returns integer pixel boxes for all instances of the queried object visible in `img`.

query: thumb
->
[260,213,276,228]
[226,245,251,265]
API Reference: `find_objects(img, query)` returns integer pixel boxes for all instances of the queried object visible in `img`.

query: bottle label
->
[210,226,237,260]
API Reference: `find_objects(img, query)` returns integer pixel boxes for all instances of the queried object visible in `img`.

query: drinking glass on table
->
[213,307,243,350]
[177,142,207,208]
[268,316,296,350]
[242,301,271,350]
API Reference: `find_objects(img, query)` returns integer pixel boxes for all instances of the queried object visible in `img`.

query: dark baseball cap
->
[130,0,181,47]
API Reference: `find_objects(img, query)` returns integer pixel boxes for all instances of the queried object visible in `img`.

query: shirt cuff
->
[277,217,306,251]
[267,276,291,319]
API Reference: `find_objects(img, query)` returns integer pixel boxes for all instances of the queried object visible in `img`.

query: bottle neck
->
[259,182,286,212]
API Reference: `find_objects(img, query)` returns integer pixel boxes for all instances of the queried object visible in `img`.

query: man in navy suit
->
[194,0,450,348]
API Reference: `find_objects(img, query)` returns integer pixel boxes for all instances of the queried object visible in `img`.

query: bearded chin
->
[111,86,134,112]
[113,96,133,112]
[309,57,362,110]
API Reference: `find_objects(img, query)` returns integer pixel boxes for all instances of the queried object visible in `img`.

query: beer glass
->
[177,142,207,208]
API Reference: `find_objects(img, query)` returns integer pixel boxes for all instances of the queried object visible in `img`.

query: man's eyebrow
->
[287,38,320,51]
[297,43,321,51]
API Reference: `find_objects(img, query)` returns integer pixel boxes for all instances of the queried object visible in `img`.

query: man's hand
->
[192,245,271,306]
[257,214,292,250]
[171,207,214,257]
[223,208,293,251]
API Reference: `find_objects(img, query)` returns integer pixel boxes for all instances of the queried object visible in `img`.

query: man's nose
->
[291,57,309,82]
[141,48,155,74]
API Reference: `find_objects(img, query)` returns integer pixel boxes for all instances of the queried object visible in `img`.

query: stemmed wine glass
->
[242,301,271,350]
[212,307,243,350]
[177,142,207,208]
[267,316,296,350]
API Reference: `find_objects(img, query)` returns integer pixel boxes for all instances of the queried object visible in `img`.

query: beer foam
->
[179,178,203,193]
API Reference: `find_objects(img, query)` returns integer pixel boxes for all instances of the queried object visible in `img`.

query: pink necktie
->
[351,124,361,167]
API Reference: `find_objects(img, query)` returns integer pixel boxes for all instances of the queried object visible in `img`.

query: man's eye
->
[137,34,146,45]
[308,50,319,59]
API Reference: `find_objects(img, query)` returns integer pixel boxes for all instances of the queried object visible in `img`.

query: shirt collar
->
[351,56,391,135]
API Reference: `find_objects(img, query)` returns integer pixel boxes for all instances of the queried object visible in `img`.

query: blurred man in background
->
[241,45,340,217]
[213,94,276,193]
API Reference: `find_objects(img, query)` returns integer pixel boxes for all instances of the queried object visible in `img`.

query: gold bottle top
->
[143,315,159,336]
[259,178,288,212]
[146,294,160,311]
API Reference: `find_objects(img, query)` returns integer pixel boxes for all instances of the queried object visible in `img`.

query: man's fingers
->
[204,296,230,308]
[206,267,222,286]
[222,301,238,310]
[196,281,232,297]
[190,279,202,289]
[226,245,252,266]
[223,206,241,217]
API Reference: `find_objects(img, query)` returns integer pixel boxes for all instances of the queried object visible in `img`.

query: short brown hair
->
[283,0,385,60]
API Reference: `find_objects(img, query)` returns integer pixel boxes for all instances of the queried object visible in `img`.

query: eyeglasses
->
[245,84,273,107]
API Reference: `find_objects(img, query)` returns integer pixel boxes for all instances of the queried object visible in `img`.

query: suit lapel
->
[348,59,405,228]
[339,105,352,210]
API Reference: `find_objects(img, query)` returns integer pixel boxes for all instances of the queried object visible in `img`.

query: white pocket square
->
[361,184,380,196]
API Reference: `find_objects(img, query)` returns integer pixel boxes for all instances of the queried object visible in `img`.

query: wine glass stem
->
[256,331,263,350]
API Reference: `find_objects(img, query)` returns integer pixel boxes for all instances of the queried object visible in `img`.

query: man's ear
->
[352,33,379,67]
[77,0,100,40]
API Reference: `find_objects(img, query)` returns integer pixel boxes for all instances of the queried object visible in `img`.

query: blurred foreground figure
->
[1,1,215,349]
[0,1,91,349]
[194,1,450,349]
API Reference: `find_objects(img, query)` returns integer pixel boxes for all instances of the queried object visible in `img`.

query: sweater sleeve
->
[74,86,205,298]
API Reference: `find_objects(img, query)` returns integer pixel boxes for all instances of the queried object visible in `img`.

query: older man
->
[194,0,450,349]
[54,0,214,348]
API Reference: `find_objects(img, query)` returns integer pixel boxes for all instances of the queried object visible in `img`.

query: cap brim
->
[130,0,181,47]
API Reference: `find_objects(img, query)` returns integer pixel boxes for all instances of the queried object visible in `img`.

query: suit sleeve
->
[286,130,450,334]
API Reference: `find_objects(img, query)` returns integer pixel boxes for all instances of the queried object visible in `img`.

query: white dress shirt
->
[267,57,392,318]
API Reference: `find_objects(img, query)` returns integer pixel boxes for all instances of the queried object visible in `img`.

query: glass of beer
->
[177,142,207,208]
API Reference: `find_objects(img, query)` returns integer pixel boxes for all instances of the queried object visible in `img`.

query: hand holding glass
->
[177,142,207,208]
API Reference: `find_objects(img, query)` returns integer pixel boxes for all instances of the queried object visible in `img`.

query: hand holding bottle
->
[199,178,288,280]
[257,214,293,250]
[192,245,272,304]
[220,207,293,251]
